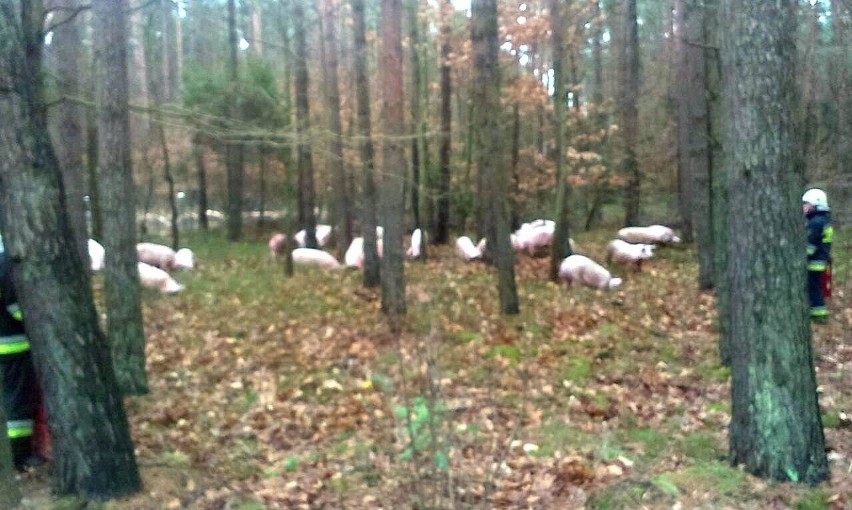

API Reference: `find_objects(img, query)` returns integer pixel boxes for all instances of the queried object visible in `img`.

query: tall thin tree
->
[620,0,641,226]
[379,0,407,315]
[95,0,148,396]
[352,0,381,287]
[721,0,828,484]
[549,0,573,282]
[226,0,245,241]
[471,0,519,314]
[0,0,142,497]
[435,0,453,244]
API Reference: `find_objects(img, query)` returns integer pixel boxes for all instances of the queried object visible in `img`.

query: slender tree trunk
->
[292,0,318,249]
[193,132,209,230]
[472,0,519,314]
[674,0,694,243]
[225,0,244,241]
[510,100,520,230]
[86,108,102,241]
[435,0,453,245]
[95,0,148,396]
[831,0,851,179]
[621,0,641,226]
[721,0,828,484]
[51,0,88,265]
[129,0,150,137]
[0,398,20,508]
[156,120,179,250]
[0,0,142,497]
[379,0,407,315]
[258,146,267,225]
[549,0,573,282]
[353,0,381,287]
[250,0,263,56]
[407,0,422,231]
[320,0,353,256]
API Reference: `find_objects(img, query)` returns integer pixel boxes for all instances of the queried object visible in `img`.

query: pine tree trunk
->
[292,0,319,249]
[193,132,209,230]
[86,108,102,241]
[95,0,148,396]
[156,119,179,251]
[674,0,694,243]
[129,0,150,138]
[435,0,453,245]
[0,399,20,508]
[320,0,353,256]
[226,0,245,241]
[250,0,263,56]
[407,0,422,231]
[549,0,573,282]
[721,0,828,484]
[0,1,142,497]
[620,0,641,226]
[51,0,89,265]
[379,0,407,315]
[353,0,381,288]
[472,0,519,314]
[831,0,851,180]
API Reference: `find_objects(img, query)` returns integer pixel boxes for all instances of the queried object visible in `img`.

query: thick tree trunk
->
[292,0,318,249]
[620,0,641,226]
[721,0,828,484]
[680,0,713,290]
[320,0,353,256]
[0,1,142,497]
[226,0,245,241]
[472,0,519,314]
[353,0,381,288]
[435,0,453,245]
[379,0,407,315]
[549,0,573,282]
[51,0,88,264]
[95,0,148,396]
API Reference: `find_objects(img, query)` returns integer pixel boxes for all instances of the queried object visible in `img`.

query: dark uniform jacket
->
[806,210,833,271]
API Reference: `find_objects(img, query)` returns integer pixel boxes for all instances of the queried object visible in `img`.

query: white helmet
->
[802,188,829,211]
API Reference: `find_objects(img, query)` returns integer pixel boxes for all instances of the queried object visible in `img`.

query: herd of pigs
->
[267,221,682,290]
[83,222,679,296]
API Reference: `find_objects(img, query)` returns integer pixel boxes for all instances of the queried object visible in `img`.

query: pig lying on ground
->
[456,236,483,261]
[89,239,105,271]
[138,262,184,294]
[606,239,654,271]
[292,248,342,270]
[268,233,288,258]
[617,225,682,245]
[559,254,622,290]
[137,243,176,272]
[407,229,423,259]
[345,237,365,268]
[175,248,195,270]
[294,224,333,248]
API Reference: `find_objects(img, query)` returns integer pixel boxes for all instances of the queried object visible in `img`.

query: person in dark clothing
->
[802,188,833,324]
[0,234,44,470]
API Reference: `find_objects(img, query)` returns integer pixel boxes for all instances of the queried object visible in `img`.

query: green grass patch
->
[624,428,669,459]
[795,488,831,510]
[488,345,521,364]
[668,462,747,497]
[562,357,593,384]
[533,421,594,457]
[679,431,724,462]
[695,364,732,383]
[650,474,680,497]
[821,412,842,429]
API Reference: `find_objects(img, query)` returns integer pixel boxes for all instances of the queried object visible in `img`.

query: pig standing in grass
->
[138,262,184,294]
[268,233,288,258]
[617,225,681,245]
[606,239,654,271]
[294,224,333,248]
[175,248,195,270]
[88,239,105,271]
[137,242,177,271]
[407,229,423,259]
[292,248,342,270]
[559,255,622,290]
[345,237,365,268]
[456,236,483,261]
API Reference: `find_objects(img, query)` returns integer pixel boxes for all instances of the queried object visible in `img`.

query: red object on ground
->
[32,390,51,461]
[822,265,833,299]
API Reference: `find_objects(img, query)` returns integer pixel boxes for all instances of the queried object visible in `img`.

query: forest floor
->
[14,227,852,509]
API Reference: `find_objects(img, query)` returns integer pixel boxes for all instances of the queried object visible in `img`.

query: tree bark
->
[674,0,694,243]
[320,0,353,256]
[95,0,148,396]
[156,119,179,250]
[292,0,318,249]
[51,0,88,265]
[193,132,209,230]
[831,0,851,180]
[86,108,102,241]
[549,0,573,282]
[226,0,245,241]
[620,0,641,226]
[472,0,519,314]
[352,0,381,288]
[435,0,453,245]
[721,0,828,484]
[0,0,142,497]
[129,0,150,137]
[379,0,407,315]
[406,0,422,231]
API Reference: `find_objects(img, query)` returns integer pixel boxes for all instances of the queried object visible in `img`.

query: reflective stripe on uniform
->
[808,262,827,271]
[811,307,828,317]
[0,334,30,355]
[823,226,834,244]
[6,419,34,439]
[6,303,22,321]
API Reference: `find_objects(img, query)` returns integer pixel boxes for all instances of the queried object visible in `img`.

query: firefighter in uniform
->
[0,234,43,469]
[802,188,833,324]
